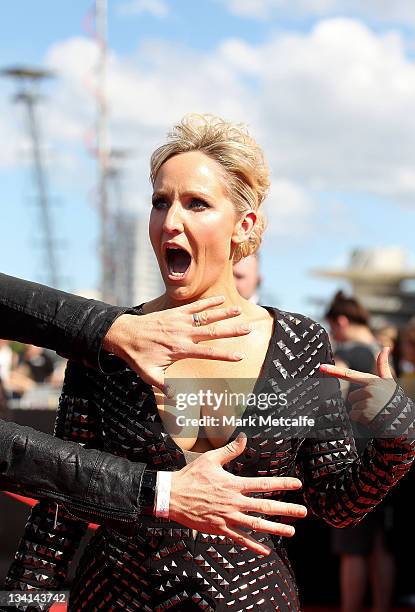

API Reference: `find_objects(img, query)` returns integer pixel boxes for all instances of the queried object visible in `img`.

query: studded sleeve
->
[296,326,415,528]
[4,365,97,607]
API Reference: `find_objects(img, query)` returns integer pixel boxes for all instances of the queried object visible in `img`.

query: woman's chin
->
[163,270,190,289]
[164,282,202,303]
[161,266,211,302]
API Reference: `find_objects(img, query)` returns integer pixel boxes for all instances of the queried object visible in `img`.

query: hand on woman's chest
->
[152,316,274,451]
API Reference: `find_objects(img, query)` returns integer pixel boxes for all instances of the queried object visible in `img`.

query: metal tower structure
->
[107,149,134,305]
[95,0,111,301]
[1,66,59,287]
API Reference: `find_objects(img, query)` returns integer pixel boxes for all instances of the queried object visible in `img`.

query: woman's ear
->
[338,315,350,329]
[232,211,257,245]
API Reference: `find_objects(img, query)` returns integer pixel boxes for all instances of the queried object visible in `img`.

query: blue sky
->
[1,0,415,318]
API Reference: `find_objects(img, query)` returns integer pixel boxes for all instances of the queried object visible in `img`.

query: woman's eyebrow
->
[152,190,170,200]
[182,190,211,199]
[152,189,212,200]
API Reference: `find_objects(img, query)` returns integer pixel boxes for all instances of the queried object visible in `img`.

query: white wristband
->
[155,471,172,519]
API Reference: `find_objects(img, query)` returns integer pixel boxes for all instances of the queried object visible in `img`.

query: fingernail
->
[232,306,242,314]
[234,352,246,359]
[240,325,251,333]
[290,480,302,489]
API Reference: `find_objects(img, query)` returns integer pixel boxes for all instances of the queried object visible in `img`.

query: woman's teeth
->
[166,247,191,276]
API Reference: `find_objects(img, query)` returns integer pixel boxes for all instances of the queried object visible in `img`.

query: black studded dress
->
[6,307,415,611]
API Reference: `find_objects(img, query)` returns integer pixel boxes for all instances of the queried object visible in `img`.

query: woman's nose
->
[162,202,184,234]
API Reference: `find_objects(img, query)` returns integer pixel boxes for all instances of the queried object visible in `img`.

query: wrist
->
[103,310,147,369]
[103,314,128,358]
[166,470,180,521]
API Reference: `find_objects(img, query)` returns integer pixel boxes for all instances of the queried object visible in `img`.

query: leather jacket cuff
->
[138,469,157,516]
[94,306,145,374]
[74,304,129,374]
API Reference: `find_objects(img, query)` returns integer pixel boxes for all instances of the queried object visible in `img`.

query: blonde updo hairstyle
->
[150,114,270,263]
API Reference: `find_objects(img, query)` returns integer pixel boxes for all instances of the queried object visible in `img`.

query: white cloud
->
[118,0,169,18]
[265,179,314,236]
[247,19,415,200]
[221,0,415,24]
[34,35,255,211]
[223,0,271,19]
[2,16,415,223]
[219,38,261,74]
[44,35,254,148]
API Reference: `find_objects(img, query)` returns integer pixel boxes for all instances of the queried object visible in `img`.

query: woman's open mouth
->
[165,246,192,280]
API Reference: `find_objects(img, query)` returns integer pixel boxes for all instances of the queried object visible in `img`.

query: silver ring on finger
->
[192,313,202,327]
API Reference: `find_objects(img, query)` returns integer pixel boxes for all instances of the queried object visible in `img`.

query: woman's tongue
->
[168,249,191,276]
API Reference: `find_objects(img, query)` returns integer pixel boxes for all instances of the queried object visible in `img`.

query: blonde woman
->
[7,115,415,611]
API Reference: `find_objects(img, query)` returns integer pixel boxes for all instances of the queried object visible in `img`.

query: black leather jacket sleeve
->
[0,420,154,535]
[0,273,156,534]
[5,392,102,596]
[0,272,127,372]
[4,364,158,597]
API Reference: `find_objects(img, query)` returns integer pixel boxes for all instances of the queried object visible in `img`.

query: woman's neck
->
[144,269,254,314]
[162,286,246,311]
[344,325,376,344]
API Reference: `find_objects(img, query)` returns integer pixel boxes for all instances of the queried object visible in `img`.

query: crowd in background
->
[0,339,65,411]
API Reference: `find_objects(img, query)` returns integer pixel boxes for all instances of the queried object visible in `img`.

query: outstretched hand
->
[103,295,251,396]
[319,347,397,425]
[169,433,307,556]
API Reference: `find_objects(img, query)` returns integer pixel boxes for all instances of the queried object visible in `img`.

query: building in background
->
[311,247,415,329]
[108,209,163,307]
[130,211,164,306]
[107,208,136,306]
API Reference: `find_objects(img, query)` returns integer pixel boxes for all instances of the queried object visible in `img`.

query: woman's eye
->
[189,198,210,210]
[152,198,169,210]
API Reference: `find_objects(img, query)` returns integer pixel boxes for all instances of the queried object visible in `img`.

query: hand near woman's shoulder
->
[320,347,398,427]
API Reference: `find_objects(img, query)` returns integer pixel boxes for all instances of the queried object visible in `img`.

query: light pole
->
[1,66,59,287]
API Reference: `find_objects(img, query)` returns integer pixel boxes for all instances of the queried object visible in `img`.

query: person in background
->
[49,356,67,389]
[399,319,415,398]
[325,290,395,612]
[0,378,9,421]
[0,340,15,395]
[17,344,55,384]
[374,325,398,351]
[233,252,261,303]
[9,344,55,398]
